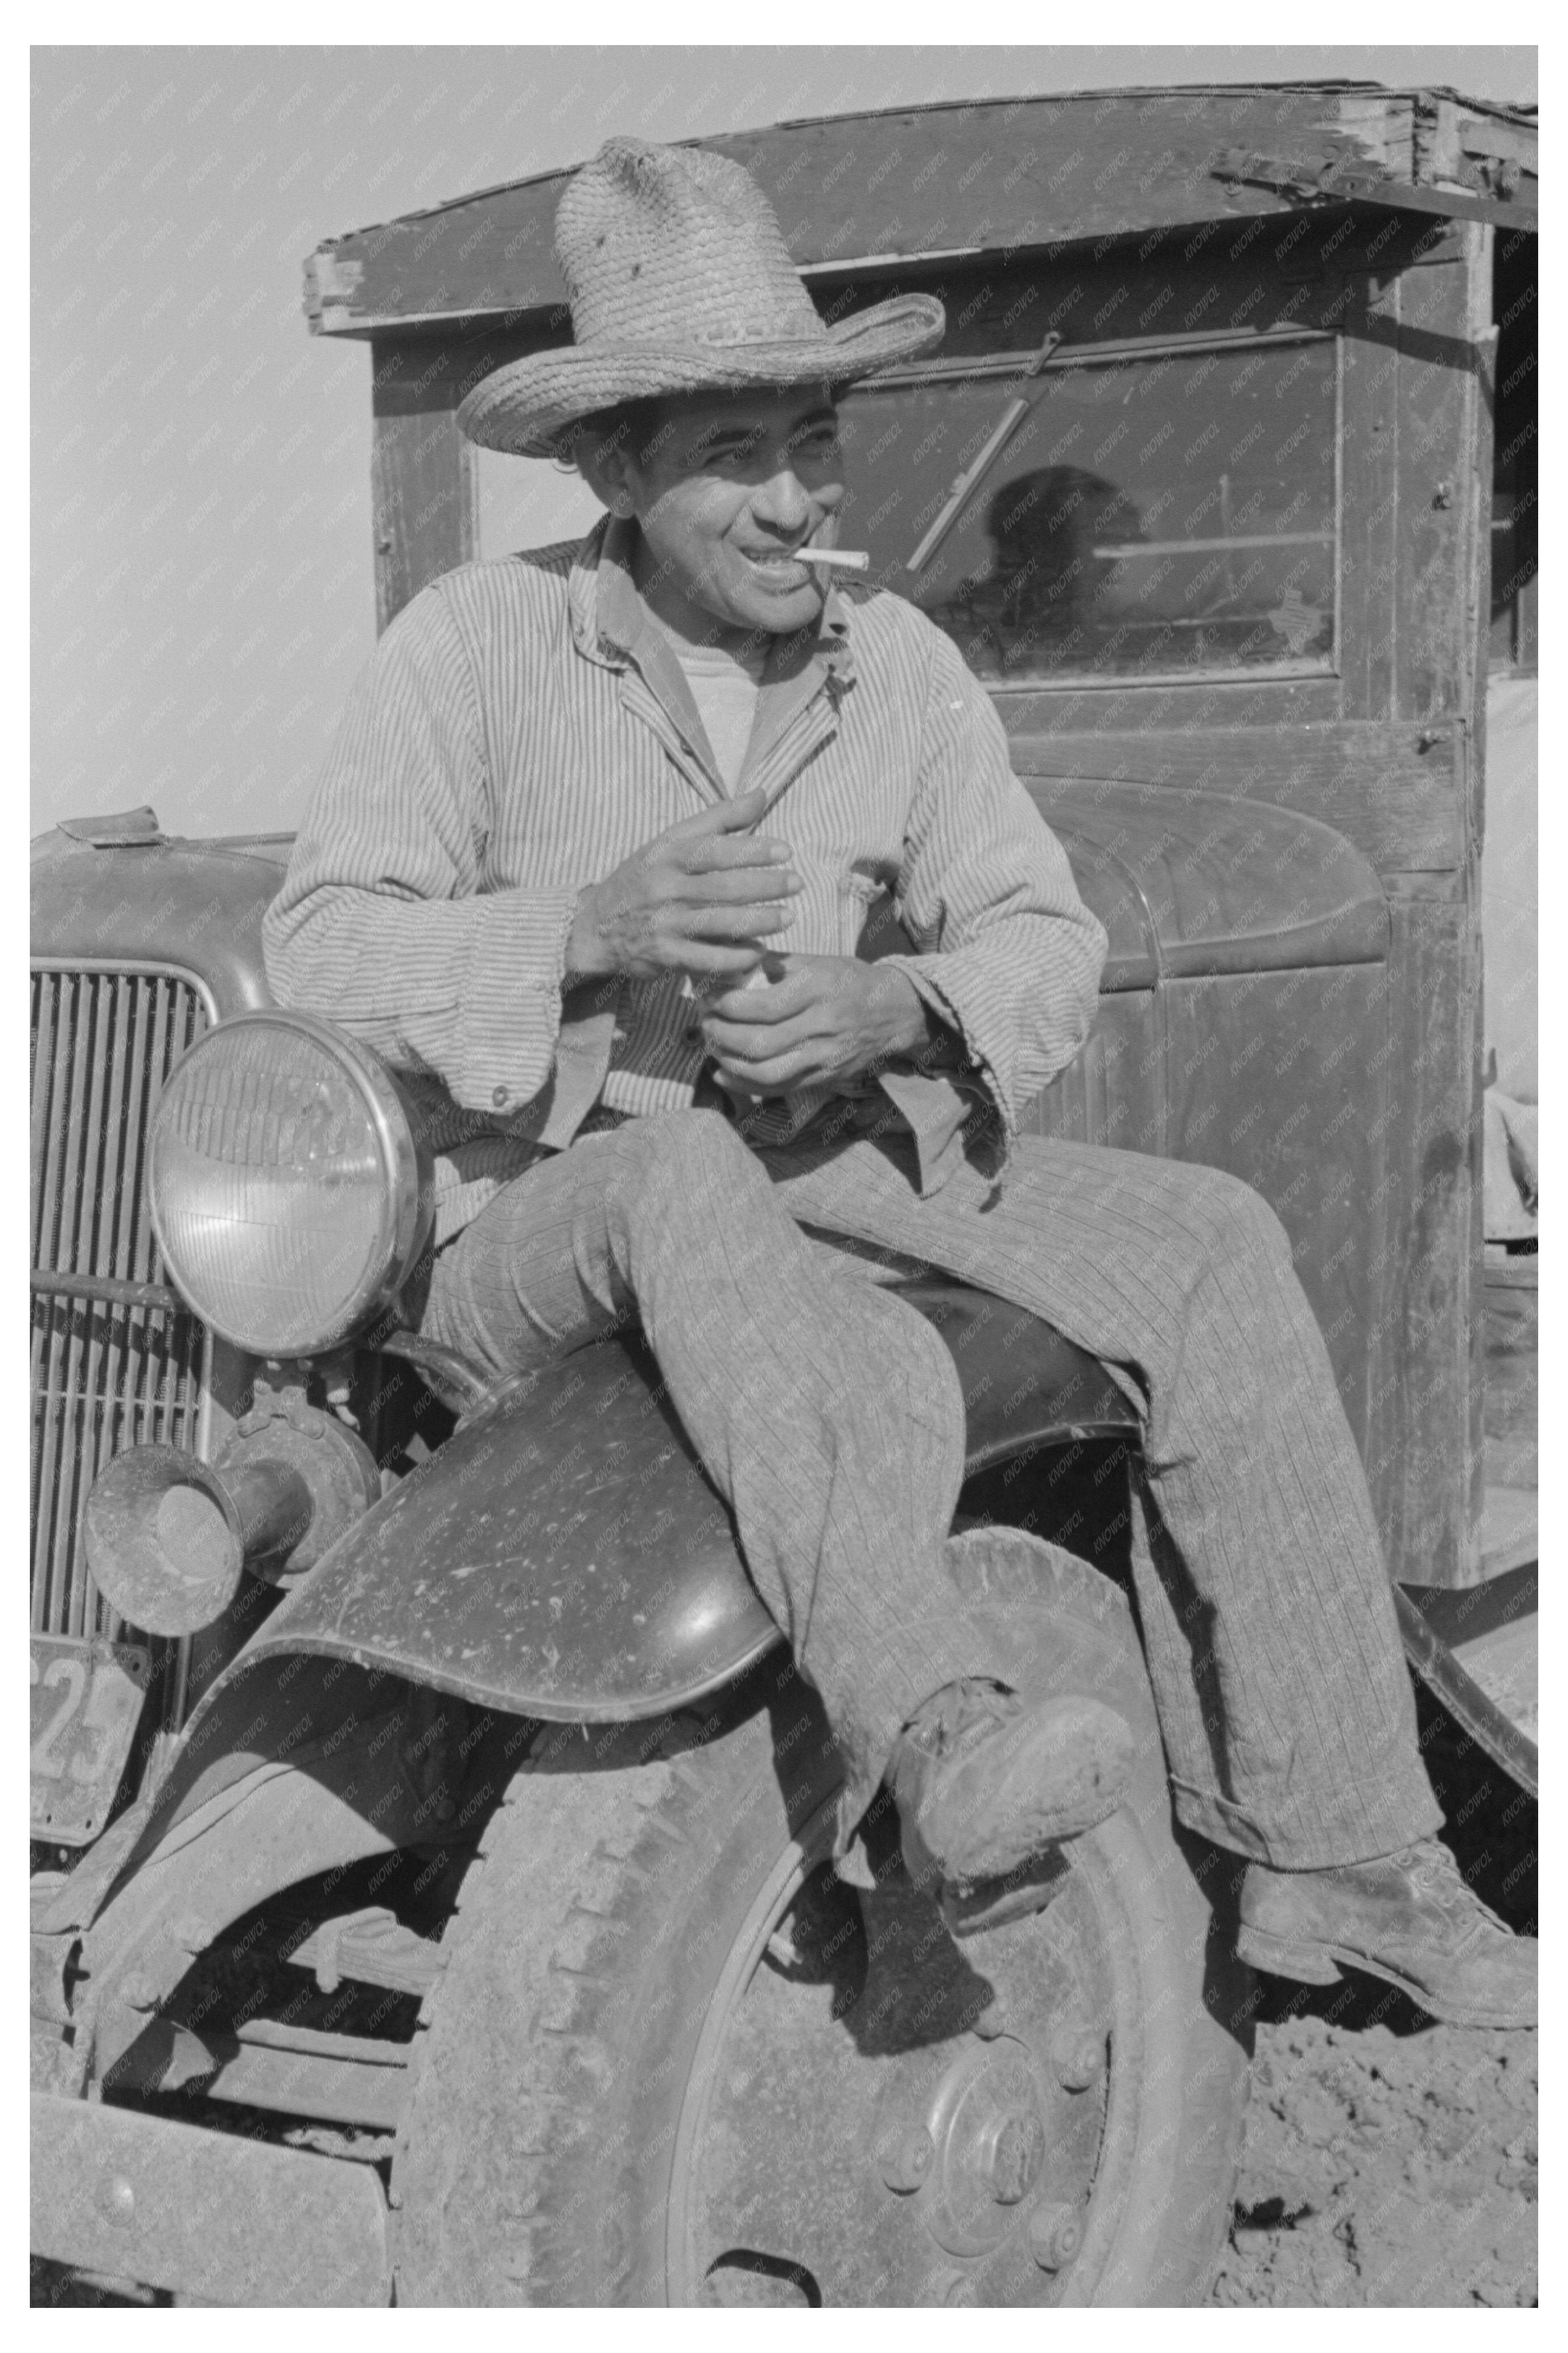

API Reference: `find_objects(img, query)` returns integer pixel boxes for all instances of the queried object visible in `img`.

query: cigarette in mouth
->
[797,547,870,571]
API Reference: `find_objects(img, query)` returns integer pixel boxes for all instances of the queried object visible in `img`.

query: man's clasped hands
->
[565,788,935,1100]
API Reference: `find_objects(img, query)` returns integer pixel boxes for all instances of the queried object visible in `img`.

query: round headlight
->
[149,1011,432,1356]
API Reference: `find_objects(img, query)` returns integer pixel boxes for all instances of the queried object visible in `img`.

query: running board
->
[1396,1565,1538,1797]
[31,2090,390,2304]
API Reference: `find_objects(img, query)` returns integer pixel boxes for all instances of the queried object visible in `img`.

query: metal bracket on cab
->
[1212,147,1538,233]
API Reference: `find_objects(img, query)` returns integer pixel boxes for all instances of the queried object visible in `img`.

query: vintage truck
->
[31,81,1536,2307]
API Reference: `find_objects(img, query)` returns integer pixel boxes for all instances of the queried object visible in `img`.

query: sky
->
[31,42,1538,838]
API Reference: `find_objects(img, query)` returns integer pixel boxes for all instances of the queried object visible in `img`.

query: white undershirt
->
[670,638,767,792]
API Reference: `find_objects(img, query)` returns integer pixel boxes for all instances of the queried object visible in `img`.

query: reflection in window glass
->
[837,337,1339,684]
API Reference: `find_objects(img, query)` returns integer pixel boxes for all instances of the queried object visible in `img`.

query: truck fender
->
[48,1293,1134,2078]
[224,1294,1139,1727]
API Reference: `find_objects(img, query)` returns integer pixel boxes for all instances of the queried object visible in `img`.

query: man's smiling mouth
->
[737,546,814,577]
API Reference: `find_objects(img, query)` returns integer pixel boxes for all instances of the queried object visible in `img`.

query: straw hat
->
[457,136,946,459]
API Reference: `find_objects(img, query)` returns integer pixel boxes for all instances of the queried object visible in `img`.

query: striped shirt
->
[263,517,1108,1244]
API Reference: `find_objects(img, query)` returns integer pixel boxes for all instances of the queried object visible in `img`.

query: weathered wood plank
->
[1012,721,1463,877]
[1426,99,1541,192]
[1459,242,1497,864]
[1162,964,1390,1456]
[1374,234,1488,1582]
[364,215,1434,398]
[1363,898,1483,1587]
[994,676,1344,739]
[371,361,477,631]
[1337,272,1398,723]
[305,86,1424,337]
[1391,239,1484,722]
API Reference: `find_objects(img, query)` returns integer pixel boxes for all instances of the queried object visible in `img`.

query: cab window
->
[837,332,1340,686]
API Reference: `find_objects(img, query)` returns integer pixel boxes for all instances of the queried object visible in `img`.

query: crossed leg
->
[420,1110,1021,1842]
[422,1109,1441,1868]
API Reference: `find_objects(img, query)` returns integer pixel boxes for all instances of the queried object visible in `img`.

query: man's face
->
[616,389,847,639]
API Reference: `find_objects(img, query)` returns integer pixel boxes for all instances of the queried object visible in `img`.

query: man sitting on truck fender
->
[264,135,1533,2025]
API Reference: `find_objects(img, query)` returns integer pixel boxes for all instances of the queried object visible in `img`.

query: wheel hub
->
[912,2034,1051,2255]
[678,1844,1119,2307]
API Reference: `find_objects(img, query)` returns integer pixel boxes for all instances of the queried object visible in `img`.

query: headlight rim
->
[149,1007,434,1358]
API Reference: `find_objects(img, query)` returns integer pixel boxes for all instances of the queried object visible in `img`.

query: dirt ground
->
[1209,1688,1539,2308]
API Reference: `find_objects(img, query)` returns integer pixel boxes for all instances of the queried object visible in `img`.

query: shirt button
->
[492,1086,509,1107]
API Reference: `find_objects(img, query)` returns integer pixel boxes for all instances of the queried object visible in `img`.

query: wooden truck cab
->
[305,80,1537,1596]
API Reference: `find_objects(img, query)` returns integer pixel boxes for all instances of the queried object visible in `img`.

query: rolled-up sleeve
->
[878,622,1107,1137]
[262,585,589,1117]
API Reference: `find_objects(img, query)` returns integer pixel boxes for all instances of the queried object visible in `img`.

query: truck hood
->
[30,823,284,1021]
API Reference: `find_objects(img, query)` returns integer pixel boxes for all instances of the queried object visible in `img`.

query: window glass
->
[836,336,1339,685]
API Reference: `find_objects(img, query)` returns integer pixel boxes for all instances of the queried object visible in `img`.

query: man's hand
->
[566,788,803,981]
[699,954,937,1099]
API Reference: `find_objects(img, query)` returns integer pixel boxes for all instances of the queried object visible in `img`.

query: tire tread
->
[393,1535,1250,2307]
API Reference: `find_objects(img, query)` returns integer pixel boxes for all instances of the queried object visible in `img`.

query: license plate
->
[30,1635,151,1847]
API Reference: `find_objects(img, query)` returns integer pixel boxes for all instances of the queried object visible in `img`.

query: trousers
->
[420,1107,1442,1869]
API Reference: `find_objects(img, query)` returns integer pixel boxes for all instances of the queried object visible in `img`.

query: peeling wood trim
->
[298,84,1536,342]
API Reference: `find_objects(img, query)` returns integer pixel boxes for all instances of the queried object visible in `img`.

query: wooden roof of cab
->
[303,82,1536,340]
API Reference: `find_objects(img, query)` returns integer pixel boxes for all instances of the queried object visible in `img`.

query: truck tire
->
[392,1529,1252,2307]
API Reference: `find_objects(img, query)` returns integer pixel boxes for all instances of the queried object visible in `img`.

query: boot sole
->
[1236,1922,1538,2029]
[901,1695,1135,1892]
[939,1847,1072,1940]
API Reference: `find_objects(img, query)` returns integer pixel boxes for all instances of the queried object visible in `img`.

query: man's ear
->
[574,427,638,517]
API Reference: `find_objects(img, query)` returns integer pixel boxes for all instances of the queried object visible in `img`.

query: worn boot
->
[890,1677,1134,1926]
[1237,1836,1537,2027]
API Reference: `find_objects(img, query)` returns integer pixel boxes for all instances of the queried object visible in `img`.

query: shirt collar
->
[568,513,856,687]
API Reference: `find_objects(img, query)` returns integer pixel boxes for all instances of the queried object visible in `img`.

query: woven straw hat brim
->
[458,292,945,459]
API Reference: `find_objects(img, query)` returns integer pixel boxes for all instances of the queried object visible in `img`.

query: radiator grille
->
[30,967,210,1668]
